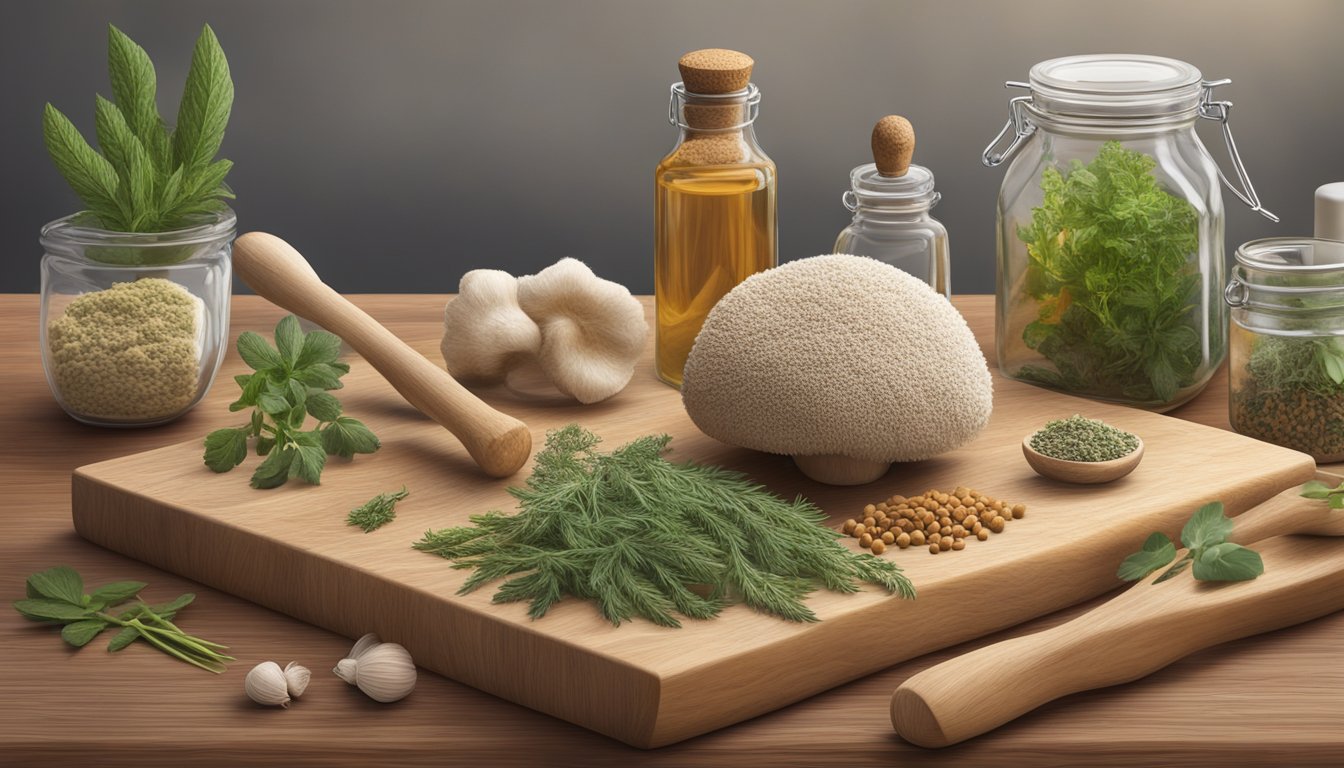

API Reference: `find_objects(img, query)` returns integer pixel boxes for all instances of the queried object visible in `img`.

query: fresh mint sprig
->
[13,566,231,673]
[43,24,234,234]
[204,316,380,489]
[1117,502,1264,584]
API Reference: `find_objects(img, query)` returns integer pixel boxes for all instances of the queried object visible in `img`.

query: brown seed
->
[990,516,1005,533]
[928,543,940,554]
[896,532,911,548]
[952,539,966,551]
[940,525,952,536]
[860,533,874,548]
[863,504,876,515]
[977,529,989,541]
[911,530,926,546]
[939,537,952,551]
[881,531,895,545]
[863,517,876,528]
[871,539,887,555]
[1012,503,1026,519]
[952,525,967,538]
[852,524,866,538]
[842,519,857,534]
[965,515,979,528]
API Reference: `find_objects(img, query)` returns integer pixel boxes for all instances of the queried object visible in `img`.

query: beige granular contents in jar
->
[47,278,203,421]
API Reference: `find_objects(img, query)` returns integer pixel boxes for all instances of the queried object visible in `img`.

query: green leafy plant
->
[43,24,234,240]
[1301,479,1344,509]
[415,425,915,628]
[204,316,380,489]
[348,487,409,532]
[1232,336,1344,459]
[1117,502,1264,584]
[13,566,232,673]
[1016,141,1203,404]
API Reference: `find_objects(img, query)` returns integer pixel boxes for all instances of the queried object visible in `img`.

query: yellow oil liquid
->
[655,162,776,387]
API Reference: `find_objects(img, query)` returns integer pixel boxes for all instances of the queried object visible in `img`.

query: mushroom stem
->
[792,455,892,485]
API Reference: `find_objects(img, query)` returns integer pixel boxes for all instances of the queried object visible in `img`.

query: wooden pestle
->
[891,487,1344,748]
[231,232,531,478]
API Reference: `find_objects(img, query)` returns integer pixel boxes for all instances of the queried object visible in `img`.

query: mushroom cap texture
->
[440,269,541,383]
[681,255,993,464]
[517,258,648,404]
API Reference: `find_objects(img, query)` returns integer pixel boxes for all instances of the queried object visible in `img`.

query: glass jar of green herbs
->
[982,55,1277,411]
[1226,238,1344,462]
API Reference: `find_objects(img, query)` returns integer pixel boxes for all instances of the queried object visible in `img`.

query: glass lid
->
[1028,54,1203,118]
[848,162,936,204]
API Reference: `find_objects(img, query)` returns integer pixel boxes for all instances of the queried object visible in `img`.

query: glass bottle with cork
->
[834,115,950,297]
[655,48,777,388]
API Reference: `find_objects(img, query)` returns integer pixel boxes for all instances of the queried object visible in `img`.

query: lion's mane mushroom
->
[441,259,648,404]
[681,254,993,485]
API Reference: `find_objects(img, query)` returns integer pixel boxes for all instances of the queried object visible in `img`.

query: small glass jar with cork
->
[834,116,950,297]
[655,49,777,388]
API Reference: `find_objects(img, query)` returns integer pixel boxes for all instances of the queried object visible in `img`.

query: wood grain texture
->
[892,487,1344,747]
[0,294,1341,766]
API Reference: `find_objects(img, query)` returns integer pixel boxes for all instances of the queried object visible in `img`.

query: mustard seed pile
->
[47,278,203,422]
[842,487,1025,555]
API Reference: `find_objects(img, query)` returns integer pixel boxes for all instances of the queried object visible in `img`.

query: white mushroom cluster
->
[441,259,647,404]
[681,255,993,485]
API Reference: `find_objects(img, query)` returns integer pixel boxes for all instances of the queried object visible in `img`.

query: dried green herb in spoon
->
[415,425,915,628]
[1030,414,1138,462]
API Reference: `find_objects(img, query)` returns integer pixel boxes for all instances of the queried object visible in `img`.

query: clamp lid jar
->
[983,53,1276,411]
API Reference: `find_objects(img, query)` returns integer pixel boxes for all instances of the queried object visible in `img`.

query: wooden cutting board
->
[70,337,1316,748]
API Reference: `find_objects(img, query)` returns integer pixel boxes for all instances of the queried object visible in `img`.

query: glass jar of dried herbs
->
[1227,238,1344,462]
[982,55,1277,411]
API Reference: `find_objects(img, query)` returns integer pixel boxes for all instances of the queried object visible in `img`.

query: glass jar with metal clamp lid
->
[982,54,1277,411]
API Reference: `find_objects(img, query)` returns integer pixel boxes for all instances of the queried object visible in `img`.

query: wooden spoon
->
[231,232,532,478]
[891,486,1344,748]
[1022,434,1144,484]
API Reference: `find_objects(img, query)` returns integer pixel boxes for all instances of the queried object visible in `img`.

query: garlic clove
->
[334,640,417,703]
[283,661,311,698]
[245,661,292,708]
[346,632,381,661]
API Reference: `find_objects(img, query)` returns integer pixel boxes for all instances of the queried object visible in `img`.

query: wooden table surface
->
[3,294,1342,767]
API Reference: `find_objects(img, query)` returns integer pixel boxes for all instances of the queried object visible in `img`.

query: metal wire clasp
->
[1200,79,1278,222]
[981,81,1033,167]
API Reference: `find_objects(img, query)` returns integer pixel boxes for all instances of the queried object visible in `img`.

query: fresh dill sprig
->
[348,487,409,533]
[414,425,915,628]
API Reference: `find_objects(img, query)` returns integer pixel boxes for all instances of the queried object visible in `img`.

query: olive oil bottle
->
[655,49,777,387]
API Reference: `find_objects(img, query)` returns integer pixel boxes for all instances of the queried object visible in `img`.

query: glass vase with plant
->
[39,23,236,426]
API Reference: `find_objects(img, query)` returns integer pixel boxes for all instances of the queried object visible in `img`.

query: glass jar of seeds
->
[1226,237,1344,462]
[40,208,235,427]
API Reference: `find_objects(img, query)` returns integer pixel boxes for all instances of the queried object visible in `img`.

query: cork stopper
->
[872,115,915,177]
[678,49,754,95]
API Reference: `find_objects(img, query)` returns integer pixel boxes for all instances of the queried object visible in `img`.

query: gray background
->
[2,0,1341,295]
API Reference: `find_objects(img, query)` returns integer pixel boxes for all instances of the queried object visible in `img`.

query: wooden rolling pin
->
[231,232,531,478]
[891,487,1344,748]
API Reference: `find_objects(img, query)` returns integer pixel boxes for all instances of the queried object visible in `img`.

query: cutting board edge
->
[70,469,673,748]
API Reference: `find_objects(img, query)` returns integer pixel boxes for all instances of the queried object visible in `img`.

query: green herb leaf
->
[305,391,342,422]
[292,362,348,390]
[107,24,167,171]
[203,427,249,472]
[43,103,124,225]
[321,417,381,458]
[1192,542,1265,582]
[107,626,139,652]
[347,487,408,533]
[1301,480,1334,499]
[171,25,233,172]
[88,581,147,608]
[1152,553,1193,584]
[13,598,94,622]
[274,315,304,368]
[26,566,85,605]
[237,331,282,371]
[149,593,196,617]
[288,432,327,485]
[61,619,109,647]
[256,392,291,416]
[296,330,343,369]
[250,446,295,489]
[1117,532,1176,581]
[229,373,265,412]
[1181,502,1233,551]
